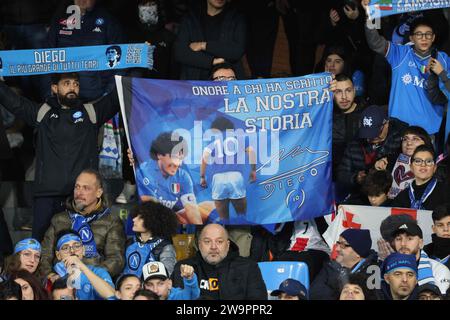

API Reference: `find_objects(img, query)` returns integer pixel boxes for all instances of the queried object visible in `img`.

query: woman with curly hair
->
[122,200,179,277]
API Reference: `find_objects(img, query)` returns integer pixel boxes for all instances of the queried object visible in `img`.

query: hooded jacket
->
[171,241,267,300]
[0,81,119,197]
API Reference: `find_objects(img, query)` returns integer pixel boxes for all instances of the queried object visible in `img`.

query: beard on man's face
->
[58,91,80,108]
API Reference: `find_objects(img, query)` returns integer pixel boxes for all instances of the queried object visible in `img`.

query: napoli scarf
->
[0,43,154,76]
[418,250,436,287]
[99,113,122,179]
[408,178,437,209]
[123,237,164,276]
[69,202,111,258]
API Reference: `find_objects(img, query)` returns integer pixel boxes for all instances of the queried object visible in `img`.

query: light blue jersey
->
[136,161,196,212]
[76,265,114,300]
[386,42,449,134]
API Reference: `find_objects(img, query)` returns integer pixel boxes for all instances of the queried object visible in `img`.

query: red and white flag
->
[323,205,433,258]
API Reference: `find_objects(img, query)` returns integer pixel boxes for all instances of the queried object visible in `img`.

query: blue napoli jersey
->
[76,265,114,300]
[136,160,195,212]
[206,137,246,176]
[386,42,448,134]
[123,238,163,277]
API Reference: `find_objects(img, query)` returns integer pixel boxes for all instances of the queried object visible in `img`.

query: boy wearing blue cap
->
[381,252,418,300]
[52,231,115,300]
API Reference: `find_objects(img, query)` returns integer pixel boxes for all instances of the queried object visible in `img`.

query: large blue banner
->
[0,43,153,77]
[117,74,334,225]
[368,0,450,19]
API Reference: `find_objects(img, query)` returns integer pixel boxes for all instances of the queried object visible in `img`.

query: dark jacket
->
[171,242,267,300]
[423,234,450,270]
[391,180,448,212]
[40,202,126,278]
[336,117,407,191]
[174,4,246,80]
[0,81,119,197]
[332,101,366,178]
[310,250,379,300]
[0,109,12,162]
[48,6,125,101]
[126,22,178,79]
[379,280,418,300]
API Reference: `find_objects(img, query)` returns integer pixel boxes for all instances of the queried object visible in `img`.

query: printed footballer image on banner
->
[0,43,154,76]
[367,0,450,19]
[116,73,334,225]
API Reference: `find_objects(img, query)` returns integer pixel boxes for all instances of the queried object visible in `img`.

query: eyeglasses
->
[59,243,83,253]
[401,136,423,143]
[413,32,434,40]
[412,158,435,167]
[213,76,237,81]
[336,241,351,249]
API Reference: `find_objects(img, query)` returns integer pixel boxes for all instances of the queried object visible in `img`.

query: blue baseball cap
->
[270,279,307,299]
[14,238,41,254]
[383,253,418,276]
[358,105,388,139]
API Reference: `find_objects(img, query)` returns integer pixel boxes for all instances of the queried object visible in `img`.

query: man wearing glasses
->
[51,232,116,300]
[392,144,448,211]
[362,1,449,137]
[310,228,378,300]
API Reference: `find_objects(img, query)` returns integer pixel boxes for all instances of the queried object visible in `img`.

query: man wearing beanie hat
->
[391,222,450,294]
[310,229,378,300]
[381,252,418,300]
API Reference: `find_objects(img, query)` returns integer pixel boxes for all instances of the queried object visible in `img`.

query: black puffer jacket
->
[336,117,408,191]
[171,242,267,300]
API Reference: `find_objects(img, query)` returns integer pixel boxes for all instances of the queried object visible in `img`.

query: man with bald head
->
[171,224,267,300]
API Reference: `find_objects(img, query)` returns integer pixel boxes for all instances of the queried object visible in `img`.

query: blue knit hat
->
[383,253,417,276]
[340,229,372,258]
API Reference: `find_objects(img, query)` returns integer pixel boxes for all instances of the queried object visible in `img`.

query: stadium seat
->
[258,261,309,298]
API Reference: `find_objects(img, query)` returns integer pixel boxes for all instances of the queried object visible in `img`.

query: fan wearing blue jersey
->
[200,116,256,220]
[123,201,178,277]
[362,0,449,135]
[52,231,115,300]
[137,131,204,224]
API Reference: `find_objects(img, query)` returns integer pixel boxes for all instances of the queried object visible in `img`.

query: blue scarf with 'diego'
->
[69,205,111,258]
